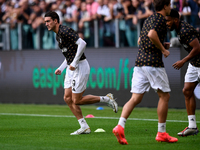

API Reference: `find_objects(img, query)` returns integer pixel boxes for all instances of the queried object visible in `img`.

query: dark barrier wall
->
[0,48,199,108]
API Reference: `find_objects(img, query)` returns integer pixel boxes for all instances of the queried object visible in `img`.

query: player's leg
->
[113,93,144,145]
[64,64,91,135]
[113,67,148,145]
[157,90,169,124]
[72,59,118,113]
[143,67,178,142]
[177,64,199,136]
[177,82,199,136]
[64,87,84,120]
[72,92,118,112]
[183,82,197,116]
[72,92,101,105]
[120,93,144,120]
[63,88,91,135]
[155,90,178,143]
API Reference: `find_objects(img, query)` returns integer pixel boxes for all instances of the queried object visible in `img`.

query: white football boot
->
[106,93,118,113]
[177,127,199,137]
[70,128,91,135]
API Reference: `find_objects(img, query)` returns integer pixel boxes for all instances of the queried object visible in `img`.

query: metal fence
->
[0,19,141,50]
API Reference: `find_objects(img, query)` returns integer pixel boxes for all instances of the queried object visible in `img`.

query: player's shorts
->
[64,59,90,93]
[131,66,171,94]
[185,63,200,83]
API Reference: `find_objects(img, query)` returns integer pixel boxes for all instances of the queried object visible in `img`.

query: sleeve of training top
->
[58,59,68,73]
[70,38,86,68]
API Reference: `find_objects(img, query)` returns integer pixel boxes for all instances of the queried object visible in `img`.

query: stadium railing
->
[0,19,140,50]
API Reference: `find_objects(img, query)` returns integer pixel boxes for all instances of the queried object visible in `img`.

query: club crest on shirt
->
[62,47,67,52]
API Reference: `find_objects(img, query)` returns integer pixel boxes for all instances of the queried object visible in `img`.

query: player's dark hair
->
[45,11,60,23]
[167,9,179,18]
[153,0,170,11]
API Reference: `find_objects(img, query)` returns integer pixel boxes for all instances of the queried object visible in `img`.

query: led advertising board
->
[0,48,199,108]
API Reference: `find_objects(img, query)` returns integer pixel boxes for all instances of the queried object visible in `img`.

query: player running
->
[166,9,200,137]
[44,11,118,135]
[112,0,178,144]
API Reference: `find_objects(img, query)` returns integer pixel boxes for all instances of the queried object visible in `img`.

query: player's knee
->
[166,93,170,100]
[73,98,81,105]
[132,98,142,105]
[182,87,192,98]
[64,95,72,105]
[72,94,83,105]
[159,92,170,102]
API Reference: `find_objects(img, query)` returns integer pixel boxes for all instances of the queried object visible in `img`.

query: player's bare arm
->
[148,29,170,58]
[173,38,200,70]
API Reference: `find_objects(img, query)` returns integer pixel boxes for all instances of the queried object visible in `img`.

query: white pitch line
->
[0,113,75,118]
[0,113,199,123]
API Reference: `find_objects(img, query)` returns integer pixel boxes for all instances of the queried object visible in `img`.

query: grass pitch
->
[0,104,199,150]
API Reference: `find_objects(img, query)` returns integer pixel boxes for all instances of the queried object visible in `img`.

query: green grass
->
[0,104,200,150]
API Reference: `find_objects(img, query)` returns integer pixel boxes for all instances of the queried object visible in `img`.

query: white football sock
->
[78,118,89,129]
[118,117,127,128]
[158,122,166,133]
[100,96,110,103]
[188,115,197,128]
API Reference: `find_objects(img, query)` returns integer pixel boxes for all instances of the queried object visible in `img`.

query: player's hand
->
[162,49,170,58]
[69,65,76,71]
[172,60,185,70]
[55,69,61,75]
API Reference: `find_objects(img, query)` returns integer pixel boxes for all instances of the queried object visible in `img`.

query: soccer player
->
[166,9,200,137]
[112,0,178,144]
[44,11,118,135]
